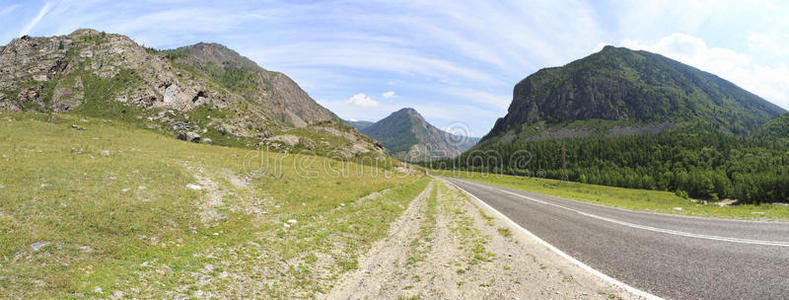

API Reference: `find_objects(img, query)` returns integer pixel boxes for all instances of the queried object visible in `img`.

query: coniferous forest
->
[428,128,789,204]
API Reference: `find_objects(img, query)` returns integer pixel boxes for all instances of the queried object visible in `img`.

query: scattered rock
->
[186,184,203,190]
[177,132,201,143]
[99,150,110,157]
[201,138,212,144]
[266,135,300,147]
[672,207,683,211]
[751,212,766,215]
[287,219,298,224]
[71,124,86,130]
[0,184,5,189]
[717,199,738,207]
[31,241,50,251]
[47,115,57,122]
[94,287,103,294]
[121,188,131,193]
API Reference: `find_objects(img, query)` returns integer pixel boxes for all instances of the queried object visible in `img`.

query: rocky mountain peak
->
[482,46,786,145]
[360,107,479,161]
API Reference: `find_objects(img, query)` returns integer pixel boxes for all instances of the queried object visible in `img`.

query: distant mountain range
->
[348,108,480,161]
[0,29,385,160]
[346,120,374,131]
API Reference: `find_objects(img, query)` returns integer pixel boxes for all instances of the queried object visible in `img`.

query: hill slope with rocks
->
[359,108,479,161]
[480,45,786,146]
[0,29,384,159]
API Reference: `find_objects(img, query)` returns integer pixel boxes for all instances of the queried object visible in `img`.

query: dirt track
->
[326,179,637,299]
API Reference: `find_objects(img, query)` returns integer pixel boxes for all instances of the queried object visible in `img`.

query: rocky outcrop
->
[0,29,384,161]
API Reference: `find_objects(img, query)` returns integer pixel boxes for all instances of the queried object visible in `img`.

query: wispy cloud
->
[19,2,54,36]
[0,4,20,17]
[444,88,511,110]
[382,91,396,98]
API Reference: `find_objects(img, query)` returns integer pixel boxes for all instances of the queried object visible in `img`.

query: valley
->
[1,24,788,300]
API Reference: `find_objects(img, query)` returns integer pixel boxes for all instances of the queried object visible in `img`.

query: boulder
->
[177,132,201,143]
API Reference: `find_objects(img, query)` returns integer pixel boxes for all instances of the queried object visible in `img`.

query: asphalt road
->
[441,177,789,300]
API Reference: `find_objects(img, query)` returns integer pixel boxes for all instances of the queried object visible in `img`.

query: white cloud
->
[621,33,789,110]
[748,33,789,58]
[382,91,396,98]
[19,2,54,36]
[346,93,380,108]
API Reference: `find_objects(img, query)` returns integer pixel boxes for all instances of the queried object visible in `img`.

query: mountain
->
[359,108,479,161]
[0,29,384,159]
[345,119,374,131]
[446,46,789,204]
[480,45,786,146]
[751,114,789,146]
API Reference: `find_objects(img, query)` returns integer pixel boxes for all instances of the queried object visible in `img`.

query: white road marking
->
[459,179,789,247]
[439,178,661,300]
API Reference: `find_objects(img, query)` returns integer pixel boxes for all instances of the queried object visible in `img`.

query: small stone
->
[31,241,50,251]
[121,188,131,193]
[301,202,306,206]
[201,138,212,144]
[340,203,346,207]
[94,287,103,294]
[213,232,219,236]
[186,184,202,190]
[283,223,291,228]
[99,150,110,157]
[287,219,297,224]
[752,212,766,215]
[672,207,683,211]
[0,184,5,189]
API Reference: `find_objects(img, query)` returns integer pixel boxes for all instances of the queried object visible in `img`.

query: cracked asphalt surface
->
[442,177,789,299]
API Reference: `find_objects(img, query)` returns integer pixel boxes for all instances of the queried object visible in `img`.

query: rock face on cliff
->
[480,45,786,146]
[0,29,383,159]
[359,108,479,162]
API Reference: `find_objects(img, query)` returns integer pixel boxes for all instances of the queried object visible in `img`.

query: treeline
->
[426,133,789,204]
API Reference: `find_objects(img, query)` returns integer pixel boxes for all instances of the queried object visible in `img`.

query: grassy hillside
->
[434,170,789,221]
[0,112,425,298]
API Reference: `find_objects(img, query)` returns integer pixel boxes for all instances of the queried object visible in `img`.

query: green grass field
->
[433,170,789,221]
[0,112,426,298]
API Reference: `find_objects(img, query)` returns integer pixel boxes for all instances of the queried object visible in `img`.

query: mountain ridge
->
[0,29,385,160]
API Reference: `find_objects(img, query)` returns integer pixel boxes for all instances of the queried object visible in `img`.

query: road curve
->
[440,177,789,300]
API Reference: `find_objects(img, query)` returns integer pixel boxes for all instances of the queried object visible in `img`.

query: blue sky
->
[1,0,788,136]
